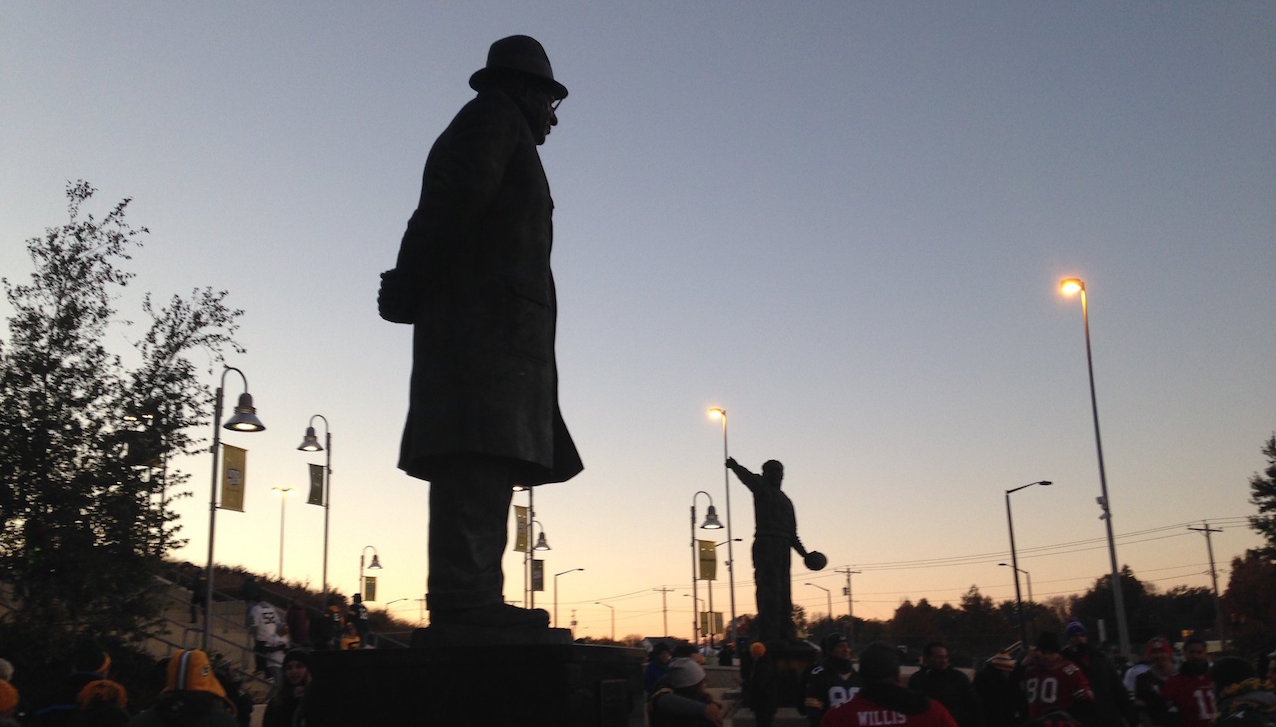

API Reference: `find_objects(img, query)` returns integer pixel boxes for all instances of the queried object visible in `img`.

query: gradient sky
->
[3,3,1273,642]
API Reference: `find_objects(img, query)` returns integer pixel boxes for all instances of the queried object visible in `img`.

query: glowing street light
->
[706,406,738,645]
[1060,277,1131,659]
[204,365,266,651]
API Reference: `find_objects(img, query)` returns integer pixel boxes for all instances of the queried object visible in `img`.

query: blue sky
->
[3,3,1273,640]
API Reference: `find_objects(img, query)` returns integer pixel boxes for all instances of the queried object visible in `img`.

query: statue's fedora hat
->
[469,35,568,100]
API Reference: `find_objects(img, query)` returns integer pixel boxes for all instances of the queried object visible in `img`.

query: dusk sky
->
[3,3,1273,642]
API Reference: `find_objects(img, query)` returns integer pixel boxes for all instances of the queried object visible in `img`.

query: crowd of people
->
[642,619,1276,727]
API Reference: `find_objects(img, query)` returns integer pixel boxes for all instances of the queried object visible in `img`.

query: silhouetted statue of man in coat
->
[378,35,582,629]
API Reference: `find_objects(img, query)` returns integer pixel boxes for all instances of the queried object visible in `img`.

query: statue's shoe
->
[430,604,550,628]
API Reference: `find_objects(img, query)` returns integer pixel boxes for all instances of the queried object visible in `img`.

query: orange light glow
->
[1060,278,1084,296]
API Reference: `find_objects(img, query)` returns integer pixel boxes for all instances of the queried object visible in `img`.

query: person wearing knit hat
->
[262,650,312,727]
[821,642,957,727]
[803,633,860,726]
[127,649,238,727]
[1061,620,1137,727]
[76,679,129,726]
[974,652,1027,727]
[644,642,674,697]
[1132,637,1176,726]
[648,657,722,726]
[1021,632,1097,726]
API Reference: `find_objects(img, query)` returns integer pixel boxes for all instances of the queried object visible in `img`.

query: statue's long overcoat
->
[392,90,582,486]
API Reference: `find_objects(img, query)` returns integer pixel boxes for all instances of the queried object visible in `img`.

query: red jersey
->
[1160,673,1217,727]
[820,692,958,727]
[1024,659,1095,719]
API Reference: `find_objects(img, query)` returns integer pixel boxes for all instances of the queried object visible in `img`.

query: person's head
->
[0,680,18,719]
[1210,656,1256,696]
[1182,637,1209,666]
[1144,637,1173,674]
[762,460,784,488]
[823,633,852,660]
[77,679,128,712]
[665,657,706,694]
[1064,620,1087,646]
[282,650,311,688]
[164,649,236,714]
[1036,631,1063,663]
[0,659,12,682]
[352,593,362,604]
[858,641,901,684]
[469,35,567,146]
[923,642,950,670]
[652,642,672,665]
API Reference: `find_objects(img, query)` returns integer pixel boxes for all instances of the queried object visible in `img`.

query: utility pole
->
[1187,521,1226,644]
[836,567,862,642]
[653,586,675,636]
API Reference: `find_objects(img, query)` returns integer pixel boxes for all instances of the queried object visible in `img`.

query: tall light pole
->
[690,490,723,644]
[806,582,832,621]
[707,407,737,645]
[1060,277,1131,659]
[1005,480,1051,651]
[297,414,331,599]
[272,486,294,578]
[684,593,705,648]
[554,567,583,629]
[998,562,1033,603]
[596,601,615,641]
[204,365,266,651]
[359,545,382,596]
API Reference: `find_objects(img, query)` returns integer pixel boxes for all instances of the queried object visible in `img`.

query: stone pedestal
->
[739,639,820,708]
[302,629,645,726]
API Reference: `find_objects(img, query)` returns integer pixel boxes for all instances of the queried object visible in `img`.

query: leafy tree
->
[1220,550,1276,657]
[1248,434,1276,557]
[0,181,242,657]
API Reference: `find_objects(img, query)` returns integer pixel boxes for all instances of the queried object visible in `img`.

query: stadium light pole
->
[596,601,615,641]
[1060,277,1131,660]
[554,567,584,629]
[297,414,332,599]
[1005,480,1050,652]
[203,365,266,651]
[690,490,723,643]
[707,407,737,645]
[272,486,294,578]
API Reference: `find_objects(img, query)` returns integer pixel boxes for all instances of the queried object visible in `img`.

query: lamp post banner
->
[220,445,246,512]
[363,576,377,601]
[698,540,717,581]
[514,505,529,552]
[531,559,544,591]
[307,463,324,505]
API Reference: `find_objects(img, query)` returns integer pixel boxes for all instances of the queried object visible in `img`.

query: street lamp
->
[1060,277,1131,659]
[1005,480,1050,651]
[272,486,294,579]
[684,593,706,648]
[359,545,382,597]
[690,490,723,644]
[297,414,332,598]
[528,519,551,609]
[806,582,832,621]
[203,365,266,651]
[554,567,583,629]
[998,563,1033,603]
[596,601,615,641]
[706,407,738,645]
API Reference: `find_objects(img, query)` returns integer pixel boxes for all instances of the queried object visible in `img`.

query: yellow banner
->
[220,445,246,512]
[514,505,529,552]
[698,540,717,581]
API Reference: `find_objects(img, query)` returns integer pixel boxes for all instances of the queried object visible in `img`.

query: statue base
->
[739,638,820,708]
[302,632,646,726]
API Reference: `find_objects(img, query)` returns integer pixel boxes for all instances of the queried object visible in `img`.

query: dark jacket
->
[908,666,983,727]
[389,89,582,487]
[1062,643,1136,727]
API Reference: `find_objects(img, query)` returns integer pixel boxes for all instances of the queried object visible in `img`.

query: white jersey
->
[249,601,280,641]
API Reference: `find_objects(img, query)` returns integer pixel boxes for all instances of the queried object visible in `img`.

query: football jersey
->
[1024,660,1095,720]
[820,693,957,727]
[805,664,862,720]
[1161,672,1217,727]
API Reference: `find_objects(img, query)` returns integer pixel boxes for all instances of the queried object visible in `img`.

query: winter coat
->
[388,88,582,487]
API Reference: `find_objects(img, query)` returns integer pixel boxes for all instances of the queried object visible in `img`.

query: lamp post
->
[596,601,615,641]
[554,568,583,629]
[806,582,833,621]
[204,365,266,651]
[528,519,551,608]
[359,546,382,597]
[684,593,706,648]
[690,490,723,644]
[1005,480,1050,651]
[706,407,737,645]
[1060,277,1131,659]
[297,414,331,598]
[998,562,1033,603]
[272,486,294,578]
